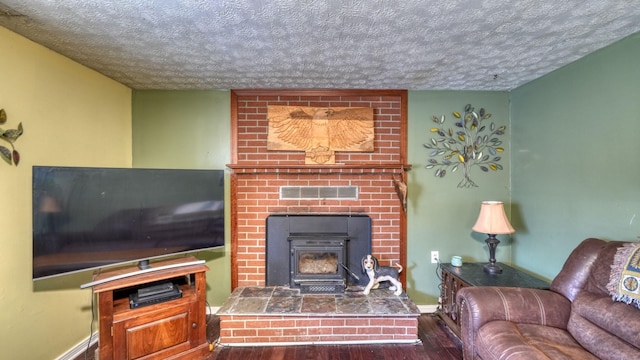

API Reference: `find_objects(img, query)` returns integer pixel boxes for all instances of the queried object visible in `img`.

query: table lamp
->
[472,201,515,274]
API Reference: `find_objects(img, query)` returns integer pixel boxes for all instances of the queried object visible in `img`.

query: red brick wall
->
[218,314,418,344]
[235,94,402,164]
[229,90,408,288]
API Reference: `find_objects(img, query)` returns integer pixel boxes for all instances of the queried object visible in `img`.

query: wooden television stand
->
[91,256,210,360]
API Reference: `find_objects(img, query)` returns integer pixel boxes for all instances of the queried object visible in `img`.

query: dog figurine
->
[361,254,403,296]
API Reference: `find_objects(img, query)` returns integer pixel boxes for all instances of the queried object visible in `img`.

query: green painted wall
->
[130,90,512,307]
[131,90,232,305]
[127,31,640,306]
[0,27,132,359]
[406,91,511,304]
[510,32,640,280]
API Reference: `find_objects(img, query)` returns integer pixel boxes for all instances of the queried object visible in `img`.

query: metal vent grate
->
[280,186,358,200]
[300,282,345,294]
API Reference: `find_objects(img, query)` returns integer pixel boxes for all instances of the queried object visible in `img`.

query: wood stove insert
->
[288,234,349,293]
[266,214,371,292]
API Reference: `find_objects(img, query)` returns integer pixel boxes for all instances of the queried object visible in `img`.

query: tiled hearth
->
[216,286,420,346]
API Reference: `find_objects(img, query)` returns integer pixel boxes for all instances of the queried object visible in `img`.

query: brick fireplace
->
[228,89,409,289]
[220,89,416,345]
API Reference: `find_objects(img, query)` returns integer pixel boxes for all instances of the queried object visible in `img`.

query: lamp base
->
[484,263,503,274]
[483,234,503,274]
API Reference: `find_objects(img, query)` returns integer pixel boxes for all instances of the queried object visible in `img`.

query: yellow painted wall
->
[0,27,132,359]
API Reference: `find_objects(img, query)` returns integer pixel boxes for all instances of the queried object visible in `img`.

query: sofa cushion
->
[584,240,626,295]
[568,291,640,358]
[551,238,607,301]
[476,321,598,360]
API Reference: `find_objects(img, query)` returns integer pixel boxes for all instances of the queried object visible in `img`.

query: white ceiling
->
[1,0,639,91]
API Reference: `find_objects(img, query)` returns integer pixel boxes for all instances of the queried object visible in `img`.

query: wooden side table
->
[439,262,550,337]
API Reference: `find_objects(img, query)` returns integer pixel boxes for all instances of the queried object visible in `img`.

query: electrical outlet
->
[431,250,439,264]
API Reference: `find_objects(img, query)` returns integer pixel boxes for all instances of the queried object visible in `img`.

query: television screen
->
[32,166,225,280]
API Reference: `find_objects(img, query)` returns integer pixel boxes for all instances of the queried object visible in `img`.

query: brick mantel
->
[228,89,409,290]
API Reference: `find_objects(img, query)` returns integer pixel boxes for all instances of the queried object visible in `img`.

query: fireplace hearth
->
[216,286,421,345]
[266,214,371,292]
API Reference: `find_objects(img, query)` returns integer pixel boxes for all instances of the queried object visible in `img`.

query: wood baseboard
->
[54,332,98,360]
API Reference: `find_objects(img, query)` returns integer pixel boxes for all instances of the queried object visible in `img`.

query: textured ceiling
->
[1,0,639,90]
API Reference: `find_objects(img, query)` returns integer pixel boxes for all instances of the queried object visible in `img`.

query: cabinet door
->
[113,301,197,360]
[450,276,466,325]
[440,268,468,336]
[441,270,455,319]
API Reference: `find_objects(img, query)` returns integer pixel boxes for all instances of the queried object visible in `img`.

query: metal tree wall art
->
[0,109,24,166]
[424,104,506,188]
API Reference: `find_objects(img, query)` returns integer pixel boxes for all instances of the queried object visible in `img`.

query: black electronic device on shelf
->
[129,281,182,309]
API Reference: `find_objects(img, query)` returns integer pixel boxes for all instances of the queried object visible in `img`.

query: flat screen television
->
[32,166,225,281]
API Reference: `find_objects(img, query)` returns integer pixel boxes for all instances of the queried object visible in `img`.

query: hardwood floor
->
[74,313,462,359]
[207,313,462,360]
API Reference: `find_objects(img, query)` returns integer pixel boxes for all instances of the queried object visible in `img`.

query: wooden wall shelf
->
[227,163,412,175]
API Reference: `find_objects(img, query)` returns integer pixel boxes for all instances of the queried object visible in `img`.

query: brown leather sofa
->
[456,238,640,359]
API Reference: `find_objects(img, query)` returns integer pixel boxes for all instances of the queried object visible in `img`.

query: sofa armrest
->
[457,287,571,360]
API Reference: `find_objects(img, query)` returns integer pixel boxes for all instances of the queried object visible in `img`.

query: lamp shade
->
[472,201,515,235]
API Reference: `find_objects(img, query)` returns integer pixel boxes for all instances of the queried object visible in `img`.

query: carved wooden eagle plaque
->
[267,106,374,164]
